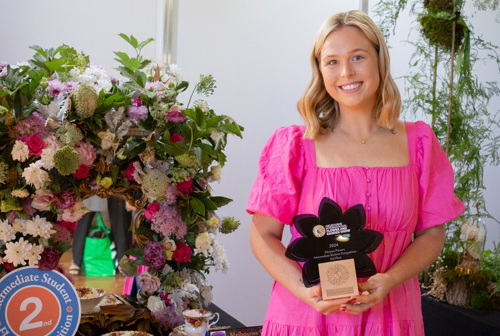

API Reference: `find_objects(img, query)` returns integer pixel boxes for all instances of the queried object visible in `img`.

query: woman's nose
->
[341,62,354,78]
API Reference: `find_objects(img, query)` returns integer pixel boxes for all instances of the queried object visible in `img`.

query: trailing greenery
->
[374,0,500,254]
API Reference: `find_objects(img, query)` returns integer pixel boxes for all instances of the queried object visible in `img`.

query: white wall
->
[1,0,498,328]
[175,0,360,325]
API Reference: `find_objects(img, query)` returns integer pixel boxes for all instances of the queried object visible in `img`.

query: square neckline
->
[307,121,413,169]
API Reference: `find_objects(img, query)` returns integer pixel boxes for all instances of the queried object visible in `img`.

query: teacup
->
[182,309,219,336]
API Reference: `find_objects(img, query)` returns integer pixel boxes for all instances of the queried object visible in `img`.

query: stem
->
[431,45,439,129]
[187,83,199,108]
[446,2,457,155]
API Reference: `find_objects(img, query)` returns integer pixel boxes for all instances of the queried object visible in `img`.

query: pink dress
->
[246,121,465,336]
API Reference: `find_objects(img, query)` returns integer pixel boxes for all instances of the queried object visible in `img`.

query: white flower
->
[210,131,221,141]
[146,295,166,313]
[195,232,212,254]
[193,99,210,113]
[213,240,230,273]
[210,165,222,182]
[72,64,112,93]
[11,189,29,198]
[167,64,183,83]
[22,161,51,189]
[0,219,16,242]
[201,285,213,306]
[12,218,29,235]
[25,215,55,239]
[26,244,44,266]
[12,140,29,162]
[4,237,31,267]
[40,148,56,170]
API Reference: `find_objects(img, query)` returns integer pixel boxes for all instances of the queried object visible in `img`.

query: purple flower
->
[144,241,167,270]
[38,246,61,271]
[145,81,167,91]
[151,304,184,330]
[127,105,148,121]
[164,184,177,205]
[0,61,7,72]
[151,203,187,239]
[21,198,36,217]
[110,76,118,84]
[47,79,76,97]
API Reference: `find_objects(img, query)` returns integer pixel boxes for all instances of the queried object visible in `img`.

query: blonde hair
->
[297,10,401,139]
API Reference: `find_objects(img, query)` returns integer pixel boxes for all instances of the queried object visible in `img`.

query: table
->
[421,290,500,336]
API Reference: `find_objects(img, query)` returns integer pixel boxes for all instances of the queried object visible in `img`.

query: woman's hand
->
[339,273,395,315]
[305,285,351,315]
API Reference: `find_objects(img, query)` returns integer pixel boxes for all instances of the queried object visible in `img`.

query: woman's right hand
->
[304,285,351,315]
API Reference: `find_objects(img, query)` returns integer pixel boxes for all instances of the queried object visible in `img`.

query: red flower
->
[57,220,78,233]
[170,133,184,143]
[144,202,160,221]
[125,161,137,181]
[176,179,193,194]
[72,164,90,180]
[55,191,77,210]
[172,241,191,263]
[26,134,46,156]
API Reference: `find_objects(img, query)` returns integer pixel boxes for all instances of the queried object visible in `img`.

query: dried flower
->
[72,84,99,119]
[56,122,84,147]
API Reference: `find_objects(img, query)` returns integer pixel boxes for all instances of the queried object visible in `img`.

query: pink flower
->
[176,179,193,194]
[14,112,51,138]
[52,224,72,243]
[38,246,60,271]
[126,161,137,181]
[74,140,96,166]
[32,189,57,211]
[145,202,160,221]
[72,164,90,180]
[7,211,18,223]
[57,201,89,222]
[166,105,186,123]
[55,191,77,210]
[133,98,142,105]
[172,241,191,263]
[170,133,184,143]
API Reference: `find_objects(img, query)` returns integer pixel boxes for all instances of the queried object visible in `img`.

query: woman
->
[247,10,464,336]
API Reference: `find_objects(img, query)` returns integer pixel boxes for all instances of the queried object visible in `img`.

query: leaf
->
[206,116,224,128]
[210,196,233,207]
[157,138,186,156]
[201,197,218,211]
[118,33,132,45]
[52,241,72,255]
[123,138,147,158]
[137,38,155,51]
[190,198,206,216]
[219,123,243,138]
[130,35,139,49]
[175,81,189,92]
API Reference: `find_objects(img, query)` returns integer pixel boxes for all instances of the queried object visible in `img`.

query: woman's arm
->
[250,213,350,315]
[341,224,445,314]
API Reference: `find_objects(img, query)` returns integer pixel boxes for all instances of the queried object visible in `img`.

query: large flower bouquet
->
[0,34,243,329]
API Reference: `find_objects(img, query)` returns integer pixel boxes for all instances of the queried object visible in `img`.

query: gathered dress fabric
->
[246,121,465,336]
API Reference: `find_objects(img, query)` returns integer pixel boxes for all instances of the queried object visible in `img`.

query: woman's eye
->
[353,55,364,61]
[327,60,338,65]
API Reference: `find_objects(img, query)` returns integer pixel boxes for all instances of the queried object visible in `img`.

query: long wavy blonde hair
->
[298,10,401,139]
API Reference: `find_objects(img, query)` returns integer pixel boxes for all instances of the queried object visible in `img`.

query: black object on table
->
[421,289,500,336]
[206,302,246,328]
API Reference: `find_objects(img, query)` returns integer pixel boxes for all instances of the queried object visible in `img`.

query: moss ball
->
[418,15,464,50]
[470,291,492,310]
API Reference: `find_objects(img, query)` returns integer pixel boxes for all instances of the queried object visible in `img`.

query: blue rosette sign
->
[0,267,80,336]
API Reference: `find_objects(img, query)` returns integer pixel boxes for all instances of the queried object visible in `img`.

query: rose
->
[137,272,161,293]
[55,191,77,210]
[126,161,137,181]
[147,295,166,313]
[170,133,184,143]
[176,179,193,194]
[172,241,191,263]
[31,189,56,211]
[38,246,60,271]
[26,134,46,156]
[57,220,77,233]
[195,232,212,253]
[145,202,160,221]
[98,131,116,150]
[100,177,113,188]
[210,165,222,182]
[72,164,90,180]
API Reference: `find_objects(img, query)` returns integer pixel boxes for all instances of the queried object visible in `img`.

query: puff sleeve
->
[246,125,305,225]
[416,121,465,231]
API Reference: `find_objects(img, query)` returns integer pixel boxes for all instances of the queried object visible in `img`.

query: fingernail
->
[348,298,357,303]
[340,306,346,311]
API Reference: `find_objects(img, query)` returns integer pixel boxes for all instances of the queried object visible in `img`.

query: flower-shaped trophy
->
[285,197,383,297]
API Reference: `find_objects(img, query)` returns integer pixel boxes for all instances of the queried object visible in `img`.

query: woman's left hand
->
[339,273,395,315]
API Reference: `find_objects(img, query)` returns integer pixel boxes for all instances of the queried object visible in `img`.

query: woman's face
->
[319,26,380,113]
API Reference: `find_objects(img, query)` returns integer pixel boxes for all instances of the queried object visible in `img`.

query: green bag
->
[83,213,117,276]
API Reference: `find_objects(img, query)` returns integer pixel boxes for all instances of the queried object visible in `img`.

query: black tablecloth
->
[421,290,500,336]
[206,302,245,328]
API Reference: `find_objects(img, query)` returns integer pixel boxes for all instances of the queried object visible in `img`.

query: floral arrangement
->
[0,34,243,330]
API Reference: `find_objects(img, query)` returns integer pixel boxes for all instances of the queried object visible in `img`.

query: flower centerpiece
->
[0,34,243,330]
